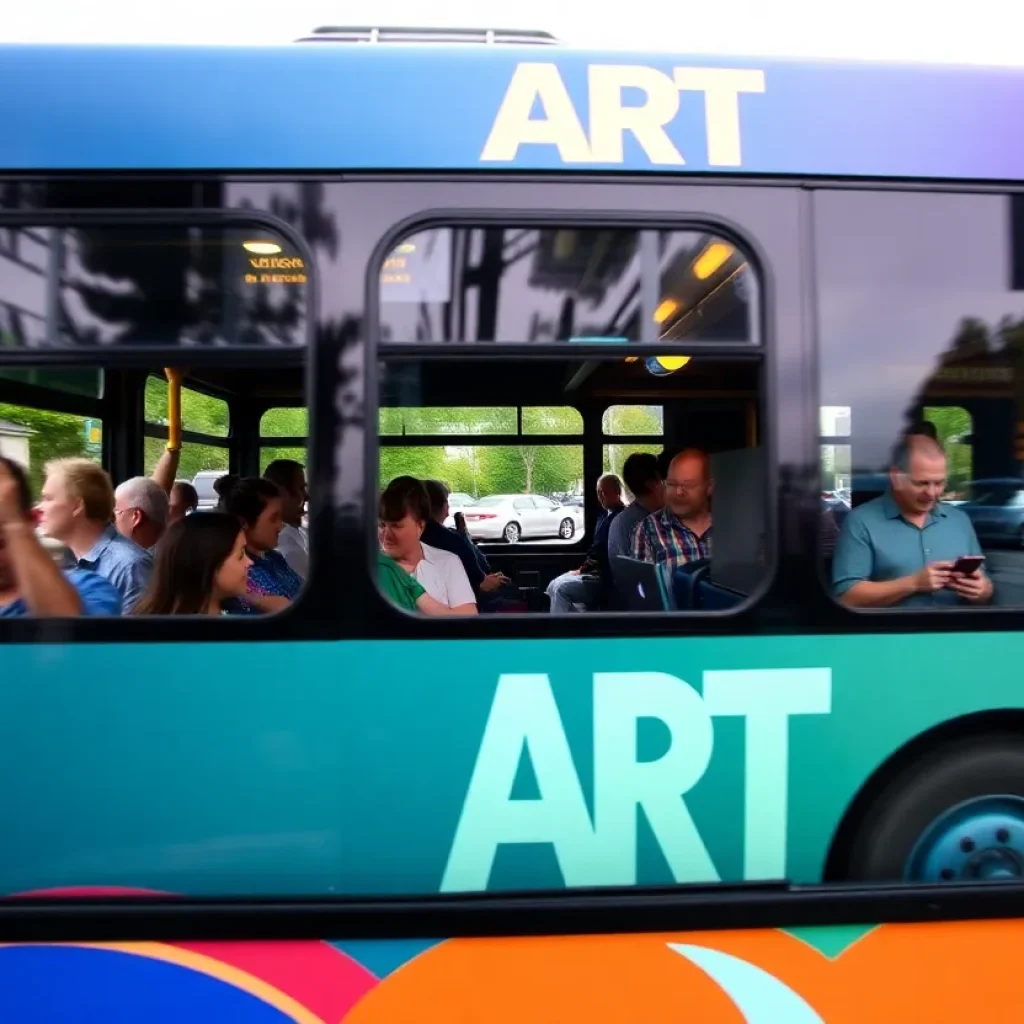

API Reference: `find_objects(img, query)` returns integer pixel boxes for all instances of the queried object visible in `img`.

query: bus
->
[1,39,1024,1018]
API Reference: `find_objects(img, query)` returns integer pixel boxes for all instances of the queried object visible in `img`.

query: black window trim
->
[364,207,777,630]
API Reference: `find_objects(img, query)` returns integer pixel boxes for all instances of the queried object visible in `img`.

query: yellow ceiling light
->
[243,240,283,255]
[624,356,639,362]
[693,242,732,280]
[653,298,679,324]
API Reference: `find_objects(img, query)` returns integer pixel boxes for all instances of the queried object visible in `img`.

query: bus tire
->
[844,734,1024,882]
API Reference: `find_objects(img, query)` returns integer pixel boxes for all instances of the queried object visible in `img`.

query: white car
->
[462,494,583,543]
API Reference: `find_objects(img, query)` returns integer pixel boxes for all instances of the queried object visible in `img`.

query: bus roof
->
[0,44,1022,181]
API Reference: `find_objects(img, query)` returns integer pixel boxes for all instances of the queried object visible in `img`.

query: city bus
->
[1,39,1024,1019]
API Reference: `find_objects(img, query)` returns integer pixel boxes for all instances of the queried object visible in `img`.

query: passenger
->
[378,476,477,614]
[632,448,713,571]
[168,481,198,525]
[134,512,252,615]
[546,473,625,613]
[113,476,169,550]
[38,458,151,613]
[833,435,992,607]
[263,459,309,578]
[607,453,664,582]
[0,457,122,617]
[215,475,302,613]
[422,479,509,607]
[377,552,469,616]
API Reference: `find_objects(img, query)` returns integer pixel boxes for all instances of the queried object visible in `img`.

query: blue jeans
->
[546,571,601,613]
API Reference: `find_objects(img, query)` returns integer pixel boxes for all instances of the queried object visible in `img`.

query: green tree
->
[601,404,663,484]
[924,405,973,492]
[0,403,93,496]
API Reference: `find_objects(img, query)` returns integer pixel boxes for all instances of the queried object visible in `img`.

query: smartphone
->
[952,555,985,576]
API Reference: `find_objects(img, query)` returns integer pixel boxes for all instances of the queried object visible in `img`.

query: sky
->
[2,0,1024,65]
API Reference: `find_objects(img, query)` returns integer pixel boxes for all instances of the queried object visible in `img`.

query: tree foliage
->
[0,402,95,496]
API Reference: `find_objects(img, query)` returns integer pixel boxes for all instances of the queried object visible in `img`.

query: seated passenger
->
[0,457,122,617]
[168,481,198,525]
[216,475,302,613]
[114,476,170,550]
[632,448,713,571]
[264,458,309,578]
[38,458,151,613]
[422,479,511,609]
[378,476,477,614]
[833,435,992,608]
[546,473,624,613]
[607,453,664,584]
[134,512,252,615]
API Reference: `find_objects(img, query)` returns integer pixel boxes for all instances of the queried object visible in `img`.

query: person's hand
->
[481,572,510,592]
[913,561,952,593]
[0,461,26,527]
[949,570,990,602]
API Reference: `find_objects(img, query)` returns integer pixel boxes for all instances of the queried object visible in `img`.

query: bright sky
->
[3,0,1024,64]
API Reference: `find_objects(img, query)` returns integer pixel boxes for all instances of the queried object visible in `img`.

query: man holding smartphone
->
[833,435,993,608]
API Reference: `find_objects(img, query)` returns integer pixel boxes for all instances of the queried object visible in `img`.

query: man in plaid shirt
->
[631,448,712,570]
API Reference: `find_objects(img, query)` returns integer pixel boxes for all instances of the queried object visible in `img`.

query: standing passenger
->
[38,458,152,612]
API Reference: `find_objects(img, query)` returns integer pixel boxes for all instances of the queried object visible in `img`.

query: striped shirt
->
[631,508,712,571]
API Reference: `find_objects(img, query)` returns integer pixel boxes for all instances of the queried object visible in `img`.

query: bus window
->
[816,189,1024,609]
[143,375,230,481]
[379,227,754,346]
[603,404,664,483]
[0,224,306,349]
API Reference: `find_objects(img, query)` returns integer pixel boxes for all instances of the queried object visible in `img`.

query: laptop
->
[614,556,674,611]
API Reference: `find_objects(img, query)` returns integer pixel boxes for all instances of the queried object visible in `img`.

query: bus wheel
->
[845,735,1024,882]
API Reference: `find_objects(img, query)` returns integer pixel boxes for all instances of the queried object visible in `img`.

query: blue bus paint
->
[0,46,1022,179]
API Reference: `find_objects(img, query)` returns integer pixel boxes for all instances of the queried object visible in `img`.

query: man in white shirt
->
[412,541,477,611]
[264,458,309,578]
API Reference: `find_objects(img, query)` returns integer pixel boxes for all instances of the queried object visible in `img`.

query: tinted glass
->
[816,189,1024,606]
[0,225,306,348]
[379,228,755,345]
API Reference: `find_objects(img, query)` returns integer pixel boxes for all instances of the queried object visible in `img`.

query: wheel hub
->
[905,795,1024,882]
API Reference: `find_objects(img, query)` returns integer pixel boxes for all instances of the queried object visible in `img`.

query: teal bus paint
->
[0,41,1023,906]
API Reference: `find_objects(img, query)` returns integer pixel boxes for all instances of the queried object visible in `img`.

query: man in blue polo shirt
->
[832,435,992,608]
[0,457,122,617]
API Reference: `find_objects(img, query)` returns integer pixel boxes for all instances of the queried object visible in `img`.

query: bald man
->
[631,448,712,572]
[833,435,992,608]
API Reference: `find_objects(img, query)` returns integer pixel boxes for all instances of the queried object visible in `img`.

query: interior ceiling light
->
[693,242,732,280]
[645,355,691,377]
[653,298,679,324]
[242,240,283,255]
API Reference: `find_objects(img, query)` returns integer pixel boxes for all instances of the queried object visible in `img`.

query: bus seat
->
[672,559,711,609]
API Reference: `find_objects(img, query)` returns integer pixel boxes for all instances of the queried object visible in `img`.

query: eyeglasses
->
[665,480,703,492]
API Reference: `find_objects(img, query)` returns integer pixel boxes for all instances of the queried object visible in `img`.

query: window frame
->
[0,205,328,644]
[365,207,776,627]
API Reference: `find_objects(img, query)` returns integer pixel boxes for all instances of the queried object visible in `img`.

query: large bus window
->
[0,224,306,349]
[375,356,767,616]
[379,227,754,346]
[816,189,1024,609]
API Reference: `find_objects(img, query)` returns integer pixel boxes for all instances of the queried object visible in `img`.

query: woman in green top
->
[378,553,455,614]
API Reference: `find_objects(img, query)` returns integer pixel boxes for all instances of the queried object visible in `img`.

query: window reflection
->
[379,227,755,345]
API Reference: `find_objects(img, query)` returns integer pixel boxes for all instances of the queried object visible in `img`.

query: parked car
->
[192,470,226,511]
[462,493,583,543]
[959,478,1024,547]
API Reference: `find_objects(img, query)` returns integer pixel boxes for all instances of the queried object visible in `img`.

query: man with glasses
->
[632,448,713,571]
